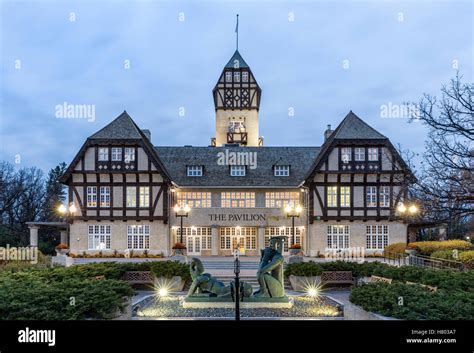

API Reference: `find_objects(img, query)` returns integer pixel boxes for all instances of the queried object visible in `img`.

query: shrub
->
[384,242,407,255]
[409,240,472,256]
[459,251,474,268]
[350,282,474,320]
[284,262,322,277]
[150,261,190,283]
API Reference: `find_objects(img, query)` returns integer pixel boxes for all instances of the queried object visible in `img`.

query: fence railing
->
[383,251,464,271]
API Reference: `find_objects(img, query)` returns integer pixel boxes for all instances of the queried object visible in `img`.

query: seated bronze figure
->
[253,236,285,298]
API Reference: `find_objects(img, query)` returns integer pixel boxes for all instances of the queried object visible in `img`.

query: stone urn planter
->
[174,248,186,256]
[55,248,70,256]
[289,248,301,256]
[289,275,321,292]
[153,276,185,292]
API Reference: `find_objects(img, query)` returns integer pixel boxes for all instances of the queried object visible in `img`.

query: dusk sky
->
[1,0,472,173]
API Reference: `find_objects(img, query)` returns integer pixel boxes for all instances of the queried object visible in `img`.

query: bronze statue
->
[253,236,285,298]
[187,257,252,299]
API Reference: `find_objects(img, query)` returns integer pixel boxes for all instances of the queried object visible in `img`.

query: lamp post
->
[396,202,420,244]
[233,251,240,321]
[285,204,302,246]
[57,203,76,246]
[174,204,190,244]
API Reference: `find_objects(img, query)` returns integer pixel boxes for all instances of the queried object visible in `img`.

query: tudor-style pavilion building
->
[54,49,414,257]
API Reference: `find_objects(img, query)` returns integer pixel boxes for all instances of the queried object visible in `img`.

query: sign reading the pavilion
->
[208,213,266,222]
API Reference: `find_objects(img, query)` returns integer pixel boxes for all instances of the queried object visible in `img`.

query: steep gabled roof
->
[224,50,249,69]
[332,111,386,140]
[60,111,172,183]
[89,111,143,139]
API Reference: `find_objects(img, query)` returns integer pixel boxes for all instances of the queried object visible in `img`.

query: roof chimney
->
[324,124,333,141]
[142,129,151,141]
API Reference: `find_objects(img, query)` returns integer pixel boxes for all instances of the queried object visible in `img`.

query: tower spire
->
[235,14,239,51]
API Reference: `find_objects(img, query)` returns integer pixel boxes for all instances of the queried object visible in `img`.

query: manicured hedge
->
[285,261,474,292]
[350,282,474,320]
[150,261,190,283]
[409,240,472,256]
[431,250,474,267]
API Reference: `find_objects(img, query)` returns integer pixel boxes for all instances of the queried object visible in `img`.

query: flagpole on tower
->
[235,14,239,51]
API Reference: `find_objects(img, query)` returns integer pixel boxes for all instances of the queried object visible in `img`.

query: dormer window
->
[111,147,122,161]
[225,72,232,82]
[341,148,352,163]
[233,72,240,82]
[368,148,379,161]
[187,165,203,177]
[274,165,290,177]
[230,165,246,177]
[355,148,365,161]
[242,72,249,82]
[124,148,135,163]
[98,147,109,161]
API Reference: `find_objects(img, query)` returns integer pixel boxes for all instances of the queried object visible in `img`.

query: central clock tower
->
[212,50,262,147]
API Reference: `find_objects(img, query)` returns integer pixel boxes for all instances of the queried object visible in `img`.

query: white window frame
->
[88,225,111,250]
[340,186,350,207]
[187,165,203,177]
[366,225,389,250]
[98,148,109,161]
[126,186,137,207]
[124,148,135,163]
[379,186,390,207]
[176,227,213,251]
[274,165,290,177]
[265,227,302,252]
[233,71,240,82]
[341,147,352,163]
[327,186,338,207]
[99,186,110,208]
[127,225,150,250]
[265,192,300,208]
[230,165,246,177]
[225,72,232,82]
[368,147,378,161]
[366,186,377,207]
[177,192,212,208]
[139,187,149,208]
[111,147,122,161]
[87,186,97,207]
[221,192,255,208]
[242,72,249,82]
[355,147,365,161]
[327,225,350,250]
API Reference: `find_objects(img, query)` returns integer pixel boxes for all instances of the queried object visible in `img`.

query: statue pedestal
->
[182,296,293,309]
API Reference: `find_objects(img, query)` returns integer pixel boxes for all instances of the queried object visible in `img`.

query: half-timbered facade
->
[59,49,414,257]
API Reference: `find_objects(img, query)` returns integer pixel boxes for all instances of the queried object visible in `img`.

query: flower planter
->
[405,249,417,255]
[288,275,321,292]
[55,249,69,256]
[153,276,185,292]
[289,248,302,256]
[173,249,186,256]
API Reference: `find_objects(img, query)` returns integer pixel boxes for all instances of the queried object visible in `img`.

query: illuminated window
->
[265,227,301,252]
[99,186,110,207]
[87,186,97,207]
[265,192,300,208]
[327,186,338,207]
[98,148,108,161]
[126,187,136,207]
[233,72,240,82]
[221,192,255,208]
[340,187,350,207]
[225,72,232,81]
[177,192,211,208]
[242,72,249,82]
[139,187,149,207]
[220,227,256,250]
[88,225,111,250]
[366,225,389,250]
[127,225,150,250]
[327,225,349,249]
